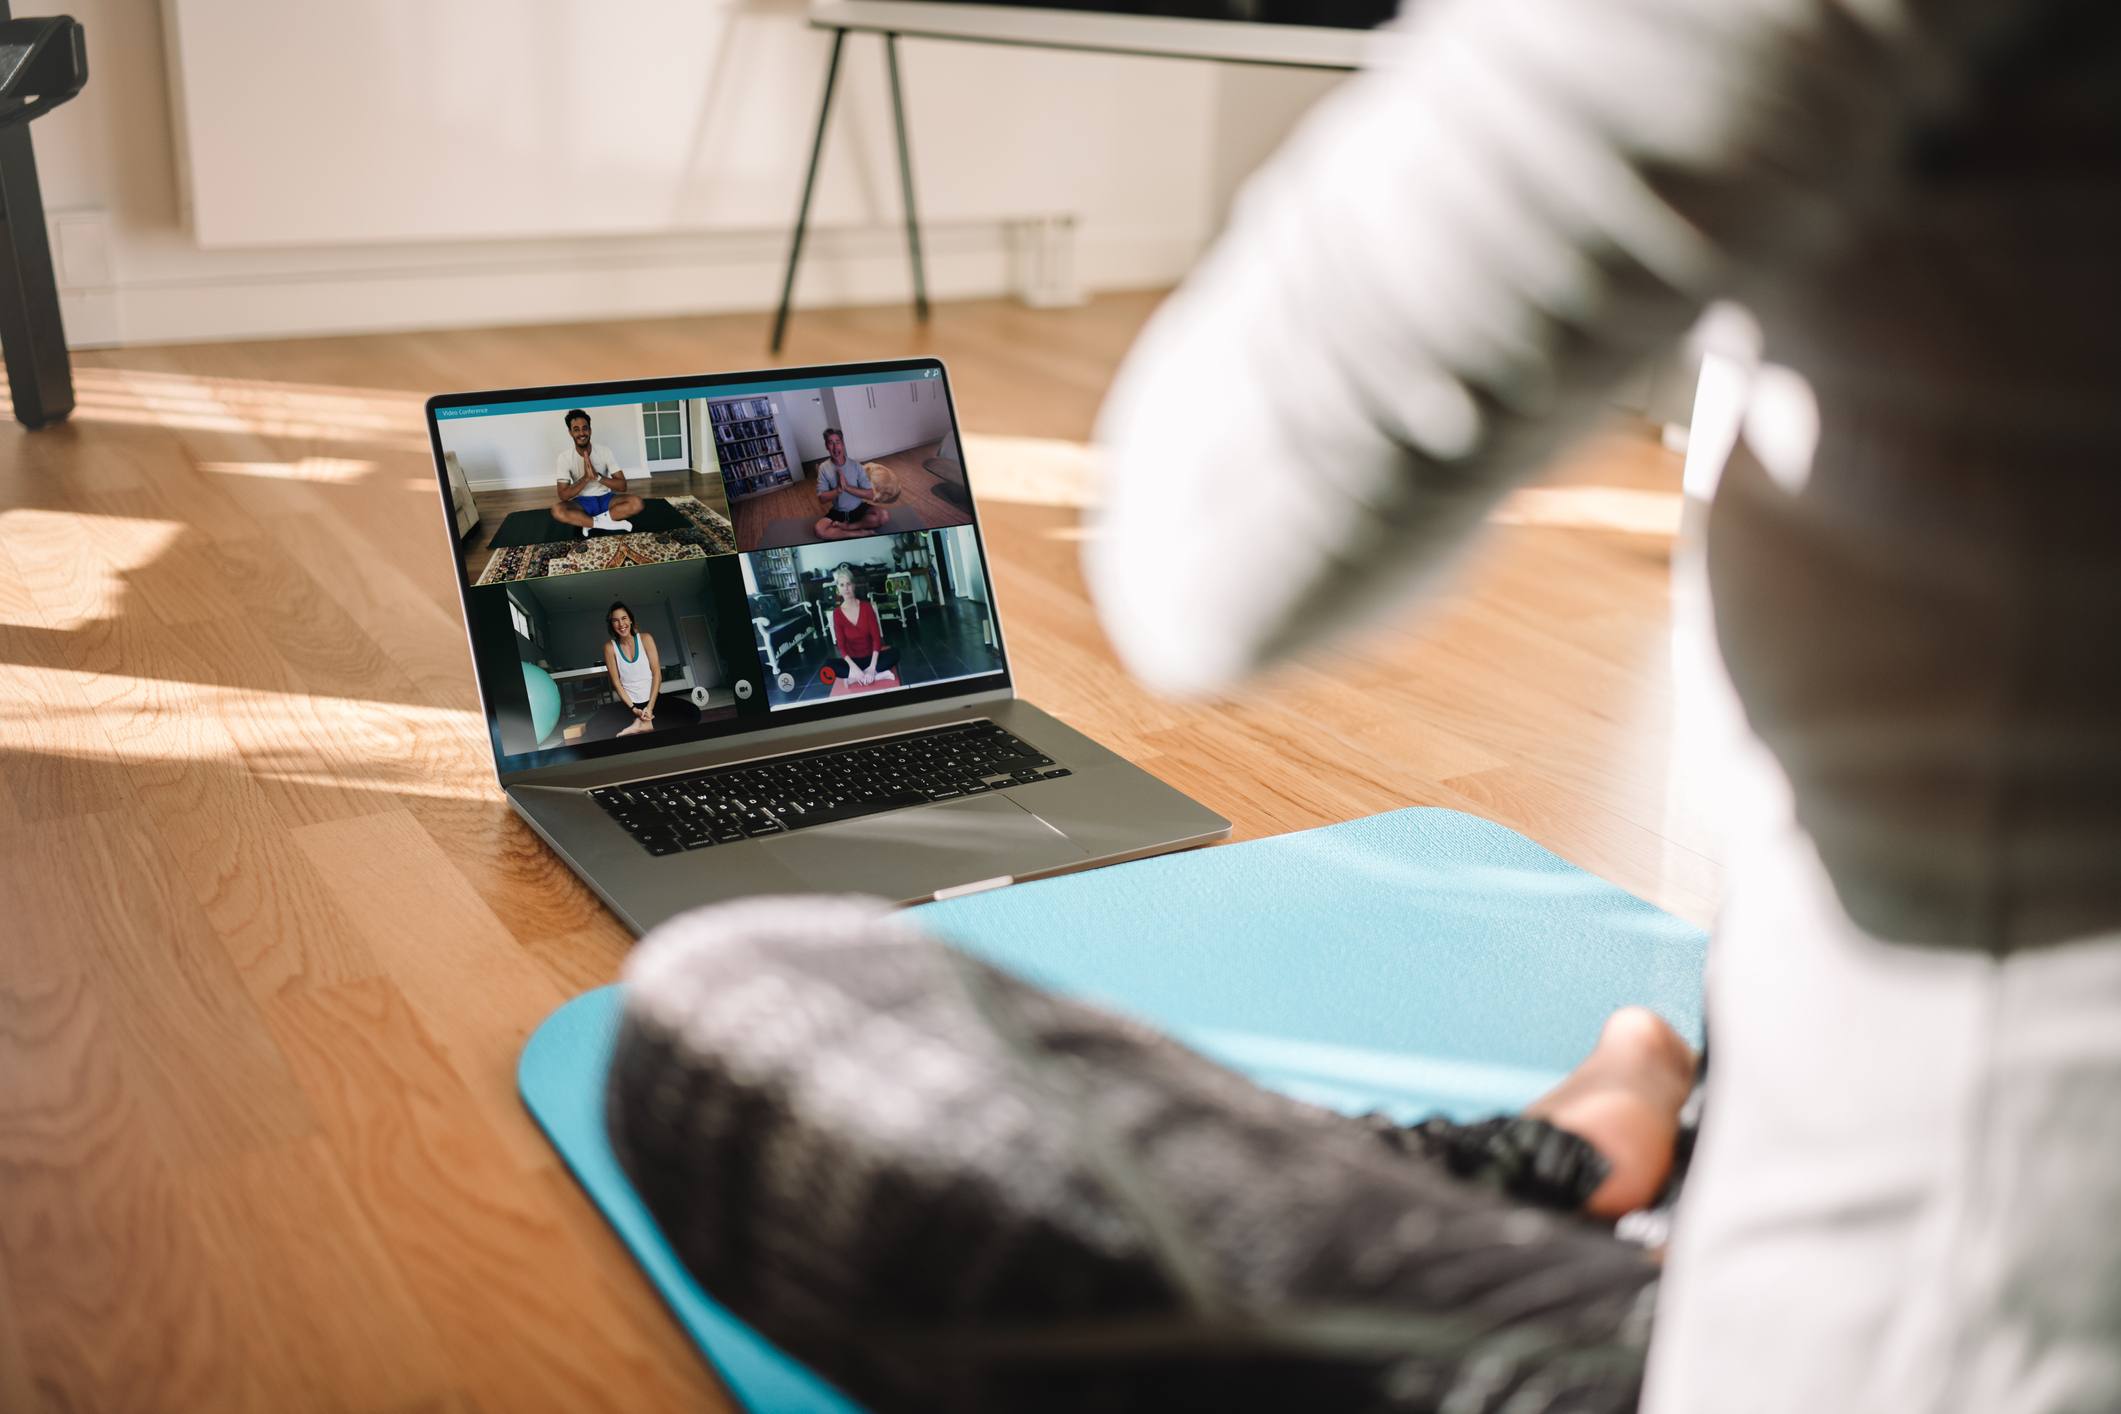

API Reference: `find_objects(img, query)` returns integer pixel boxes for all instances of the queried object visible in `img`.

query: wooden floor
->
[728,441,968,550]
[0,291,1719,1413]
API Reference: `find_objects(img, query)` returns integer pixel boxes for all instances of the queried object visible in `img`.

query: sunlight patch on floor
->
[0,663,495,801]
[1491,486,1682,537]
[0,508,185,630]
[199,457,381,484]
[959,432,1099,509]
[69,369,431,450]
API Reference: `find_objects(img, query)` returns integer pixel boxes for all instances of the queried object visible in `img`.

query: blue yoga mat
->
[518,807,1708,1413]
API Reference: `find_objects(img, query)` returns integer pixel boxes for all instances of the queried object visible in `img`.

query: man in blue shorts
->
[552,408,644,536]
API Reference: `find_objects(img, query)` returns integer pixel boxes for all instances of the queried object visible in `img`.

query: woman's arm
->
[643,634,661,719]
[604,643,633,713]
[1091,0,1969,695]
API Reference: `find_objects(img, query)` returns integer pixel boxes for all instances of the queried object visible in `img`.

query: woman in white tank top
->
[603,601,661,736]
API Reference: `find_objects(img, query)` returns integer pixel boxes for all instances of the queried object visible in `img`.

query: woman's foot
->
[1525,1007,1697,1218]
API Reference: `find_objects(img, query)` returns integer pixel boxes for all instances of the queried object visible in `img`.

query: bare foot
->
[1525,1007,1697,1219]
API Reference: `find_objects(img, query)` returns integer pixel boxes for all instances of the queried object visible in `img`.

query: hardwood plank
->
[508,923,633,1001]
[6,812,318,1165]
[0,541,141,822]
[95,648,383,998]
[0,869,264,1412]
[290,811,572,1171]
[182,1137,453,1414]
[182,527,444,709]
[258,507,490,712]
[0,1252,35,1414]
[398,791,617,957]
[264,979,724,1414]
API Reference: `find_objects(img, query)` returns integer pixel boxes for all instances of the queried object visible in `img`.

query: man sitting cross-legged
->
[551,408,645,537]
[811,427,889,540]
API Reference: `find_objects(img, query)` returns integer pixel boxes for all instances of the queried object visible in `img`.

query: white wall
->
[686,399,711,473]
[835,376,951,460]
[36,0,1229,347]
[1205,66,1346,230]
[439,404,666,490]
[791,537,896,577]
[938,525,986,602]
[772,386,834,468]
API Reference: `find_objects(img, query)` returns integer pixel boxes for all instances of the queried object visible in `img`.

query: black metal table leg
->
[883,32,929,325]
[770,27,847,356]
[0,97,73,428]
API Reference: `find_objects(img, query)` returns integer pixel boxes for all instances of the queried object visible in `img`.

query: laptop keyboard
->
[590,719,1073,857]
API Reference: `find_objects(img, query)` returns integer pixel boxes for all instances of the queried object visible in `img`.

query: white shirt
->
[815,455,873,513]
[611,633,655,704]
[556,443,622,494]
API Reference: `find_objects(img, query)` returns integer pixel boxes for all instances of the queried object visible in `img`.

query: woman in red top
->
[825,565,900,686]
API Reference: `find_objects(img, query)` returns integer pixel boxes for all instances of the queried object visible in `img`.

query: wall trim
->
[61,219,1199,351]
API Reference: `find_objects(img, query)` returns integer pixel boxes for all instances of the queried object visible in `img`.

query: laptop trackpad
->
[757,794,1088,900]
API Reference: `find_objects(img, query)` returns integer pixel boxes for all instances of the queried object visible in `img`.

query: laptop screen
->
[428,359,1008,774]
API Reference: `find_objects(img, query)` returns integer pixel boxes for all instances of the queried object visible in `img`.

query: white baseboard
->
[64,220,1200,350]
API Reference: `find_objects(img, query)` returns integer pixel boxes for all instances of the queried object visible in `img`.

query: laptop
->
[427,357,1230,936]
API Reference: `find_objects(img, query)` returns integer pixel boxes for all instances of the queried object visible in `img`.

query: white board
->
[165,0,811,248]
[810,1,1372,68]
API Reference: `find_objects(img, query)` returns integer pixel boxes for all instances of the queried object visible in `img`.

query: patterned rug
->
[475,497,738,585]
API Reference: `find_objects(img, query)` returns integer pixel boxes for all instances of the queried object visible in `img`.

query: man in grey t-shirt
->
[812,427,888,541]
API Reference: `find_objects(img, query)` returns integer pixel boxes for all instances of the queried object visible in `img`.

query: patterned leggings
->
[608,898,1662,1414]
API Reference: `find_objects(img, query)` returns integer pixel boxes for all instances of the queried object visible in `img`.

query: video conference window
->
[497,560,740,756]
[438,401,739,586]
[740,527,1001,709]
[714,376,974,553]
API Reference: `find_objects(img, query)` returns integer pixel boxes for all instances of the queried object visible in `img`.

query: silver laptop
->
[427,357,1229,936]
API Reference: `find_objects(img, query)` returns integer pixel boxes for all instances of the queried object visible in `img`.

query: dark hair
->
[564,408,591,430]
[822,426,844,444]
[605,600,637,642]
